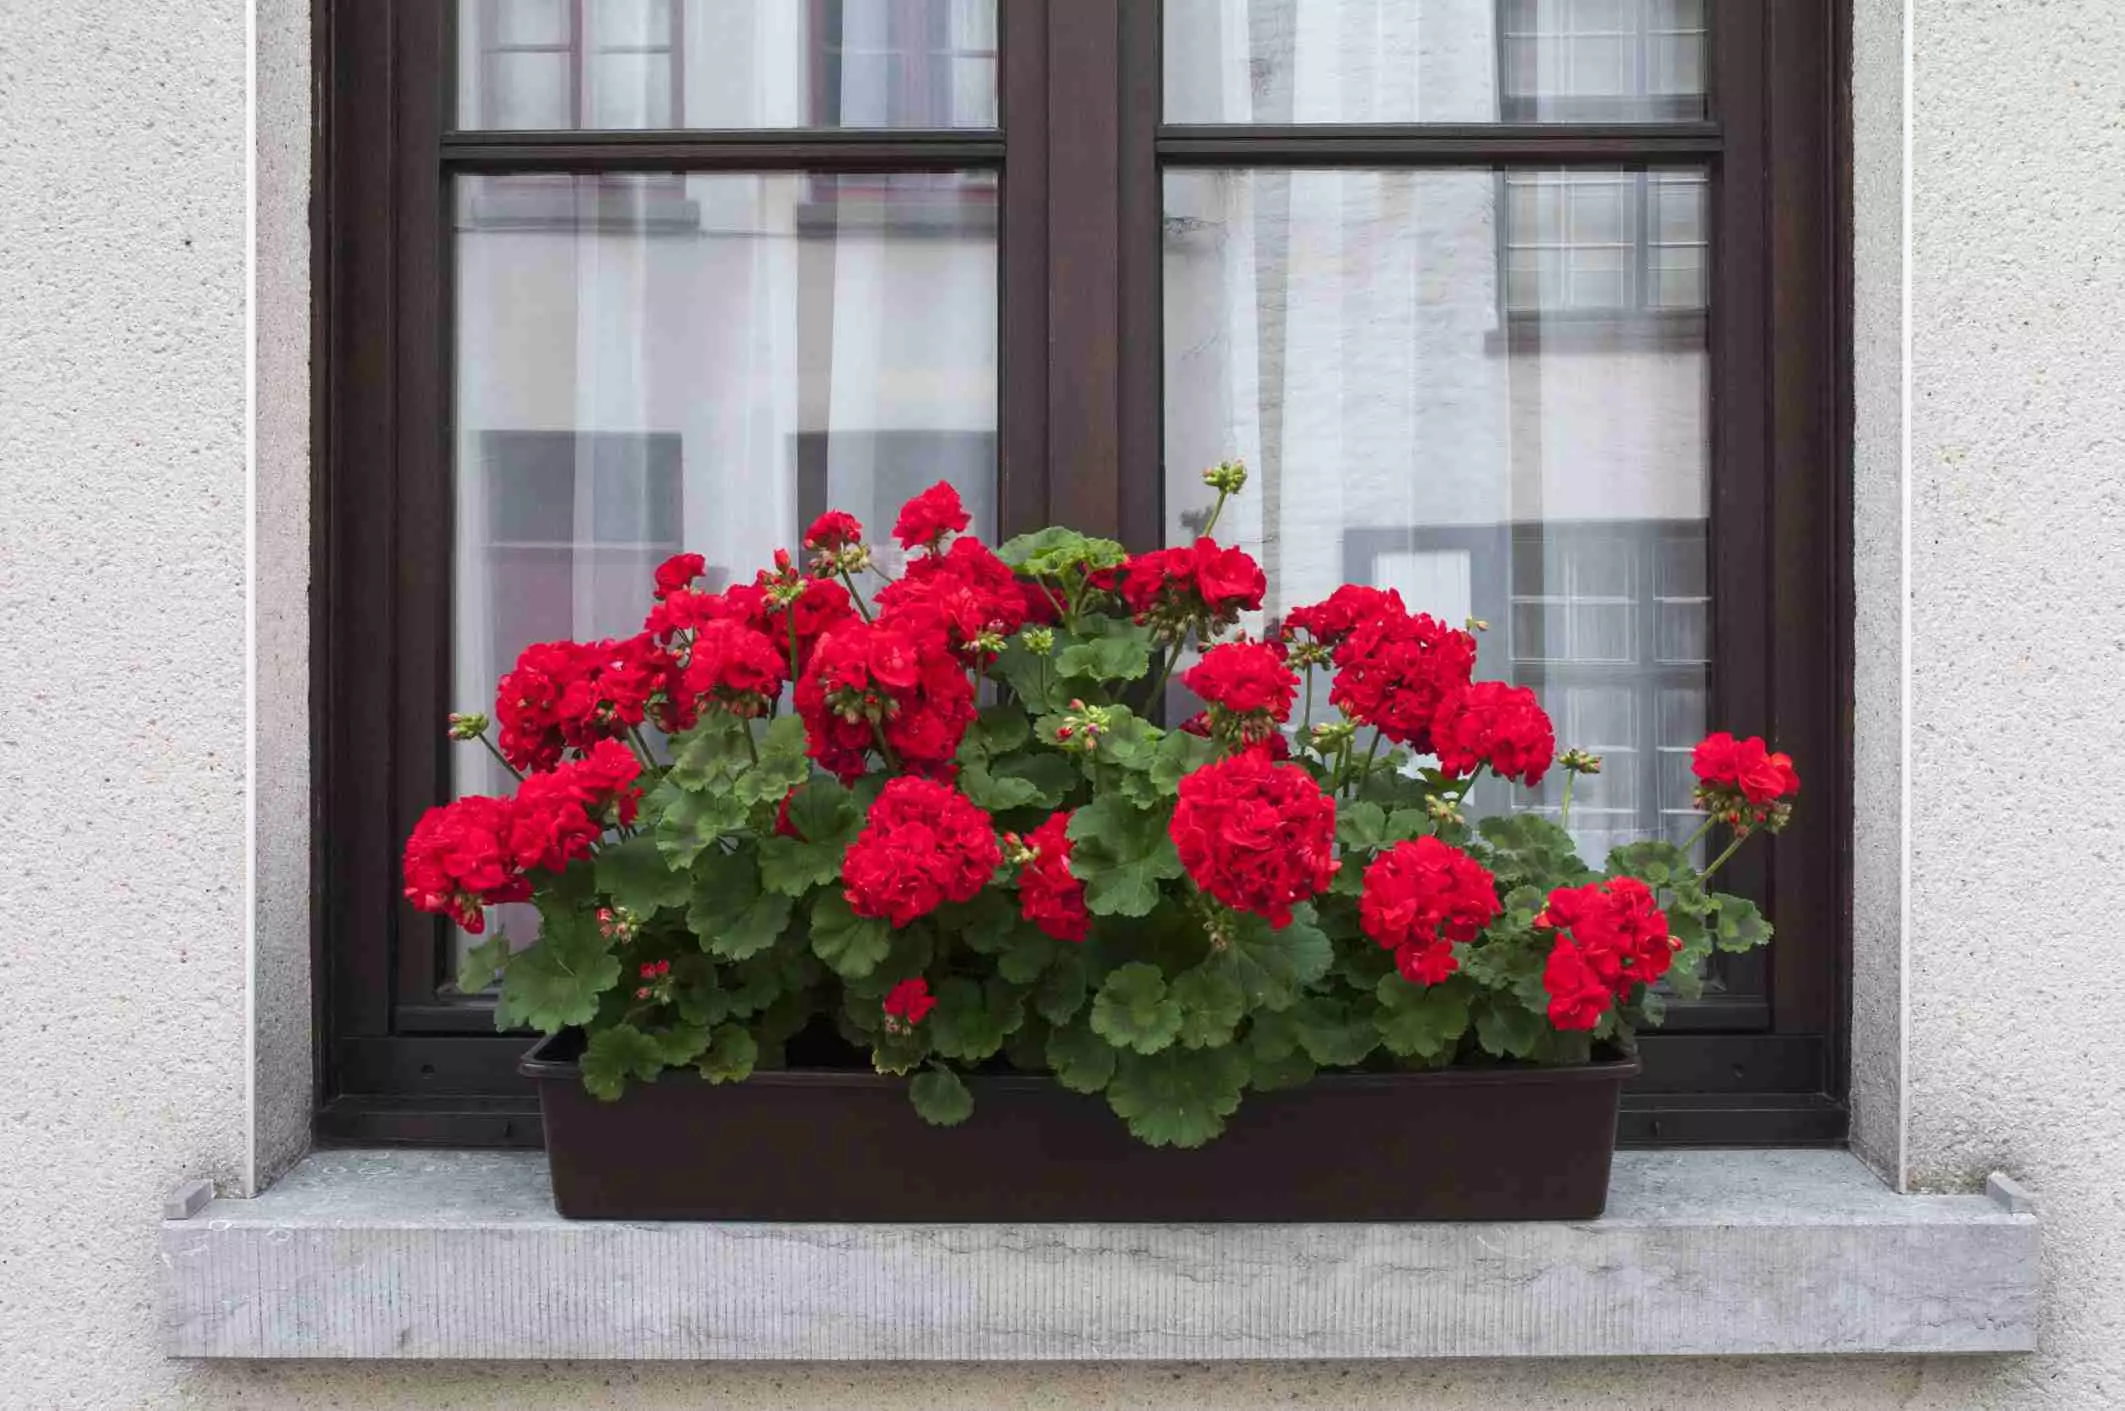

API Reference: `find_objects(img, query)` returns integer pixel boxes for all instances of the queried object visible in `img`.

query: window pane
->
[452,171,998,944]
[458,0,999,130]
[1163,168,1710,862]
[1165,0,1707,124]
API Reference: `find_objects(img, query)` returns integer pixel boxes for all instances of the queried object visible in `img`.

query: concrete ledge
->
[161,1149,2036,1360]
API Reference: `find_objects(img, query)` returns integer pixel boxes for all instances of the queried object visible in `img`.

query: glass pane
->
[1163,167,1710,862]
[1165,0,1707,124]
[458,0,999,130]
[453,170,999,950]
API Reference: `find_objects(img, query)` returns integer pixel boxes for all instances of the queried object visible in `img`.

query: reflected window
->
[1503,170,1708,315]
[468,0,684,129]
[1499,0,1707,122]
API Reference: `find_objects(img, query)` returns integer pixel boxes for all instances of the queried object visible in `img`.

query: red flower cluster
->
[1181,711,1291,760]
[875,537,1032,659]
[893,480,972,552]
[1283,584,1406,649]
[804,510,865,554]
[882,977,936,1029]
[494,636,680,773]
[1536,877,1677,1030]
[679,619,787,720]
[647,564,857,677]
[401,739,643,933]
[796,618,977,782]
[1328,611,1478,753]
[1170,752,1339,927]
[1359,837,1503,986]
[1117,537,1266,632]
[1016,812,1090,943]
[653,552,707,601]
[842,777,1002,926]
[1693,732,1801,806]
[1431,681,1556,787]
[1182,640,1298,732]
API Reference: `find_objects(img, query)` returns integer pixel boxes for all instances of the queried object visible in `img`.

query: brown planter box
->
[523,1033,1638,1222]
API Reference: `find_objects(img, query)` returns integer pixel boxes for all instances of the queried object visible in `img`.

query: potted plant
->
[406,467,1799,1221]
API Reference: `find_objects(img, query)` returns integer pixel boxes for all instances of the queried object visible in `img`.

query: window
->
[316,1,1849,1147]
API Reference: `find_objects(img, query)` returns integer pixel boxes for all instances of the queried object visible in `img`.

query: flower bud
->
[1560,748,1604,776]
[1202,459,1250,495]
[1465,617,1490,634]
[1021,626,1055,655]
[447,711,491,741]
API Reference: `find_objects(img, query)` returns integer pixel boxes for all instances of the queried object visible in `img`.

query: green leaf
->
[929,977,1026,1063]
[957,704,1033,762]
[1213,909,1334,1012]
[1709,892,1773,953]
[993,639,1072,713]
[1033,950,1089,1025]
[735,715,812,805]
[1243,1010,1319,1091]
[456,932,511,1000]
[594,834,691,915]
[1066,795,1185,918]
[1090,962,1185,1055]
[580,1024,666,1101]
[1477,812,1595,890]
[1045,1021,1118,1094]
[1606,839,1690,888]
[1287,995,1380,1068]
[995,526,1127,578]
[808,892,894,980]
[1106,1047,1248,1149]
[1169,963,1246,1049]
[1146,727,1222,793]
[961,762,1042,812]
[995,929,1061,986]
[909,1068,976,1127]
[687,849,794,961]
[1374,975,1473,1060]
[494,911,620,1033]
[1473,997,1547,1058]
[1337,802,1390,853]
[653,781,749,868]
[707,892,794,962]
[665,714,753,791]
[1056,633,1153,684]
[697,1025,759,1084]
[757,779,862,896]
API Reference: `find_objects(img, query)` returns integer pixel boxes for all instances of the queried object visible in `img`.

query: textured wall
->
[7,0,2125,1406]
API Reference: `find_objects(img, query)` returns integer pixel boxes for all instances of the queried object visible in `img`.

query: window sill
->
[162,1149,2035,1361]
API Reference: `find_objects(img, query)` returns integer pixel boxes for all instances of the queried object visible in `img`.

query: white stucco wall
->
[4,0,2124,1406]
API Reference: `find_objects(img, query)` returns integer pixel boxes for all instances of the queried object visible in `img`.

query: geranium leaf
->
[1055,633,1153,683]
[734,715,812,805]
[1709,892,1773,953]
[1090,961,1184,1054]
[456,931,511,1000]
[929,976,1025,1062]
[1374,974,1473,1060]
[697,1024,758,1084]
[1067,795,1184,918]
[1146,727,1221,793]
[1045,1021,1118,1094]
[1473,996,1547,1058]
[653,782,749,868]
[494,910,619,1033]
[593,834,690,915]
[958,704,1033,762]
[808,892,893,980]
[579,1023,665,1101]
[1287,995,1380,1068]
[1033,950,1089,1025]
[990,752,1080,808]
[994,526,1127,578]
[686,849,791,961]
[909,1068,975,1127]
[1169,963,1246,1049]
[1213,909,1334,1012]
[960,761,1043,812]
[1105,1046,1248,1149]
[993,639,1073,714]
[1336,802,1390,853]
[704,892,793,962]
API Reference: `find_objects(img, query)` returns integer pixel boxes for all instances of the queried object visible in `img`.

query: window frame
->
[312,0,1852,1149]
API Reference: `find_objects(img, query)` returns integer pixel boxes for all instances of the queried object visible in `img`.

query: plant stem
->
[475,733,524,784]
[1346,732,1384,797]
[626,725,660,772]
[838,568,875,623]
[870,719,903,772]
[1699,832,1750,883]
[1679,813,1720,856]
[1300,666,1315,743]
[1144,640,1185,718]
[1199,489,1232,540]
[1559,772,1575,831]
[741,721,760,765]
[785,611,802,685]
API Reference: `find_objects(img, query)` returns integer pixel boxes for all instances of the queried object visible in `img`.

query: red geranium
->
[843,777,1001,926]
[679,618,788,720]
[875,537,1029,659]
[797,618,977,782]
[653,552,706,601]
[1118,538,1266,633]
[1183,640,1298,723]
[1170,752,1339,927]
[1542,942,1613,1032]
[401,794,528,933]
[893,480,972,552]
[506,739,644,876]
[882,977,937,1029]
[1536,876,1677,1030]
[1693,731,1801,805]
[1017,812,1090,943]
[1359,837,1503,986]
[1284,584,1406,649]
[494,635,679,773]
[1431,681,1557,787]
[1328,610,1478,752]
[804,511,865,554]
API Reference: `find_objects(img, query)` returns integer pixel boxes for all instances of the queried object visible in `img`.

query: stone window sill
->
[161,1149,2036,1361]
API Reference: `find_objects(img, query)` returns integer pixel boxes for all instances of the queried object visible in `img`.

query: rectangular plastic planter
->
[523,1034,1638,1222]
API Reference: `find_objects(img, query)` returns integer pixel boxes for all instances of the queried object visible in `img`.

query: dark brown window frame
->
[312,0,1852,1149]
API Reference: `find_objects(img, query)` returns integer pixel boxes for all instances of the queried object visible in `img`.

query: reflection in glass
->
[1164,0,1706,125]
[1163,167,1709,862]
[457,0,1000,130]
[452,171,997,948]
